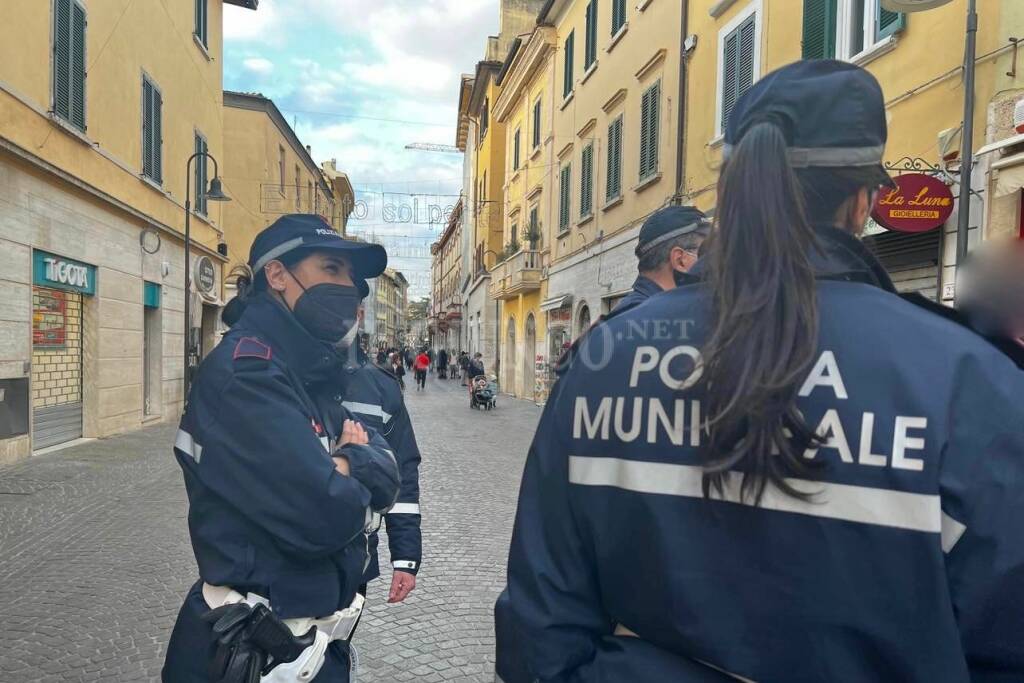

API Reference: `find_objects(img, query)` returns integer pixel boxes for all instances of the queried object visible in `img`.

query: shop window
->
[53,0,87,132]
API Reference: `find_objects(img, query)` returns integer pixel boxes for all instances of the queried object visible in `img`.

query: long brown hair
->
[699,122,824,504]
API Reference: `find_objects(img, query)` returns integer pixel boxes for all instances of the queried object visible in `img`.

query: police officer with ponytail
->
[163,214,400,682]
[498,61,1024,682]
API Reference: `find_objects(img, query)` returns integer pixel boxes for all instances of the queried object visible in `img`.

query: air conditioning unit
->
[1015,97,1024,134]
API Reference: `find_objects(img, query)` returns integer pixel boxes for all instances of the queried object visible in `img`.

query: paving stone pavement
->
[0,374,540,682]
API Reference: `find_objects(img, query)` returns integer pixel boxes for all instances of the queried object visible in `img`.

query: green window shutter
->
[70,2,86,130]
[581,144,593,217]
[53,0,72,123]
[513,129,520,169]
[153,87,163,183]
[195,134,208,215]
[876,5,906,41]
[802,0,837,59]
[195,0,207,45]
[585,1,597,68]
[608,117,622,199]
[563,31,574,98]
[559,165,571,230]
[721,16,755,133]
[721,31,738,132]
[142,80,153,179]
[532,101,541,148]
[612,0,626,34]
[640,83,658,180]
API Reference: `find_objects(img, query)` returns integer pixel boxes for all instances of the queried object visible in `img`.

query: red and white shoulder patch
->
[233,336,272,361]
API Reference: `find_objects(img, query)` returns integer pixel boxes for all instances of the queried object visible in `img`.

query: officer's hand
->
[338,419,369,447]
[331,456,350,476]
[388,570,416,603]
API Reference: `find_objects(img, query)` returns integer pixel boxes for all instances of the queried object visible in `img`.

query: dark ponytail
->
[699,122,823,504]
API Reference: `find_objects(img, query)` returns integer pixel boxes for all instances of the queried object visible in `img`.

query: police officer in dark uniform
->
[613,206,709,313]
[498,61,1024,682]
[163,214,400,683]
[343,279,423,599]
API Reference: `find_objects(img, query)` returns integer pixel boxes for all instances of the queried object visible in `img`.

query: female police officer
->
[163,214,400,682]
[500,61,1024,682]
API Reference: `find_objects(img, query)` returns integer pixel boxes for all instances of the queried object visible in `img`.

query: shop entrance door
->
[32,287,83,449]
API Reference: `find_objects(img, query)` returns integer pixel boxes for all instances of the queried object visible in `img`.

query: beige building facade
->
[430,200,464,352]
[0,0,255,462]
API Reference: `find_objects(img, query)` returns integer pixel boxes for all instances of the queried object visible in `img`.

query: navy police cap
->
[636,206,709,257]
[724,60,895,188]
[249,214,387,281]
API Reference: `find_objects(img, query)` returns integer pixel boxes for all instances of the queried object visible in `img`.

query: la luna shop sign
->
[871,173,955,233]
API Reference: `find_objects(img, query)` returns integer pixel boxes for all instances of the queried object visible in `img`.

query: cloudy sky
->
[223,0,499,298]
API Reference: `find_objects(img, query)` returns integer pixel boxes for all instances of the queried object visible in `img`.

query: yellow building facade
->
[430,200,464,352]
[491,26,558,400]
[0,0,255,462]
[221,91,353,274]
[683,0,1023,300]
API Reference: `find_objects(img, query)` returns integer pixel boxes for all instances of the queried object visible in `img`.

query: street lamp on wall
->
[183,152,230,410]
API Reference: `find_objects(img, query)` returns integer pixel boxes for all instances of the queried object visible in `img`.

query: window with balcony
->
[53,0,87,132]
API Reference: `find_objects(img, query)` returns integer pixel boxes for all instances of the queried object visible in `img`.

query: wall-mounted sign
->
[195,256,216,293]
[33,250,97,295]
[871,173,955,233]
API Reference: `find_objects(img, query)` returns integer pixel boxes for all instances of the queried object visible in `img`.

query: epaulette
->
[233,336,272,369]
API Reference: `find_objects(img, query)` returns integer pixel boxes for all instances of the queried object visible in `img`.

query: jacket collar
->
[238,293,346,383]
[680,224,895,293]
[632,275,665,297]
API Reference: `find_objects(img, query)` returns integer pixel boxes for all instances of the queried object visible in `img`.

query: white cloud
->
[242,57,274,75]
[223,0,278,41]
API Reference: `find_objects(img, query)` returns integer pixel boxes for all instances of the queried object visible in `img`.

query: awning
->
[540,294,573,311]
[992,153,1024,198]
[976,133,1024,157]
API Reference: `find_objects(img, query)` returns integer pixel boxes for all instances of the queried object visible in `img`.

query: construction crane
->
[405,143,462,154]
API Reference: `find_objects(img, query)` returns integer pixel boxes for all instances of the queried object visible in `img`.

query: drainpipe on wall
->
[675,1,689,201]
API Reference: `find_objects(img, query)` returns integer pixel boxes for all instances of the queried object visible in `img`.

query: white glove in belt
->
[202,583,365,682]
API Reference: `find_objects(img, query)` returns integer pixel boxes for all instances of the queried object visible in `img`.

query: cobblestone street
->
[0,375,540,682]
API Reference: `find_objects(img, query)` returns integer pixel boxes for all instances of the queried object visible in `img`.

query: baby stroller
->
[470,375,498,410]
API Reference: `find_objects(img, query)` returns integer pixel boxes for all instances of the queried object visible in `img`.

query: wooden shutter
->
[612,0,626,34]
[559,165,571,230]
[722,16,755,133]
[581,144,593,217]
[802,0,836,59]
[195,0,207,45]
[153,86,163,183]
[876,5,906,41]
[640,83,659,180]
[70,2,86,130]
[721,30,738,133]
[195,134,208,215]
[142,79,153,179]
[585,1,597,68]
[53,0,71,123]
[514,129,520,169]
[532,101,541,148]
[607,117,622,200]
[564,31,574,98]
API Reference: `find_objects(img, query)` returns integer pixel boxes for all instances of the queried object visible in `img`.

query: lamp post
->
[183,152,230,408]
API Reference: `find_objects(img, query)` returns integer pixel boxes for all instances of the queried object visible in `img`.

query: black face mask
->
[289,277,361,344]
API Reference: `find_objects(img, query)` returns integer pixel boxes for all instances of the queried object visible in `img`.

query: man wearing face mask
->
[613,206,709,313]
[163,214,400,683]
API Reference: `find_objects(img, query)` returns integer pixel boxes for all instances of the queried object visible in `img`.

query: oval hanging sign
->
[195,256,216,293]
[871,173,954,233]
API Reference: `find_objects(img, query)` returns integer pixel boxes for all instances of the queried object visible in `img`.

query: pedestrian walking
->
[389,352,407,390]
[413,350,430,391]
[437,348,449,379]
[163,214,400,683]
[497,61,1024,682]
[458,351,470,385]
[613,206,709,313]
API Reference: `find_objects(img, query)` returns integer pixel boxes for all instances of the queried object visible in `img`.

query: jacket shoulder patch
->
[233,336,272,361]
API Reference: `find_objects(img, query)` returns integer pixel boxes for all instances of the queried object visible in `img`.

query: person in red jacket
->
[413,350,430,391]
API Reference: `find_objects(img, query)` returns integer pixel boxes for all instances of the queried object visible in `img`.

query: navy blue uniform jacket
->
[613,274,663,314]
[499,226,1024,682]
[341,355,423,581]
[173,294,400,619]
